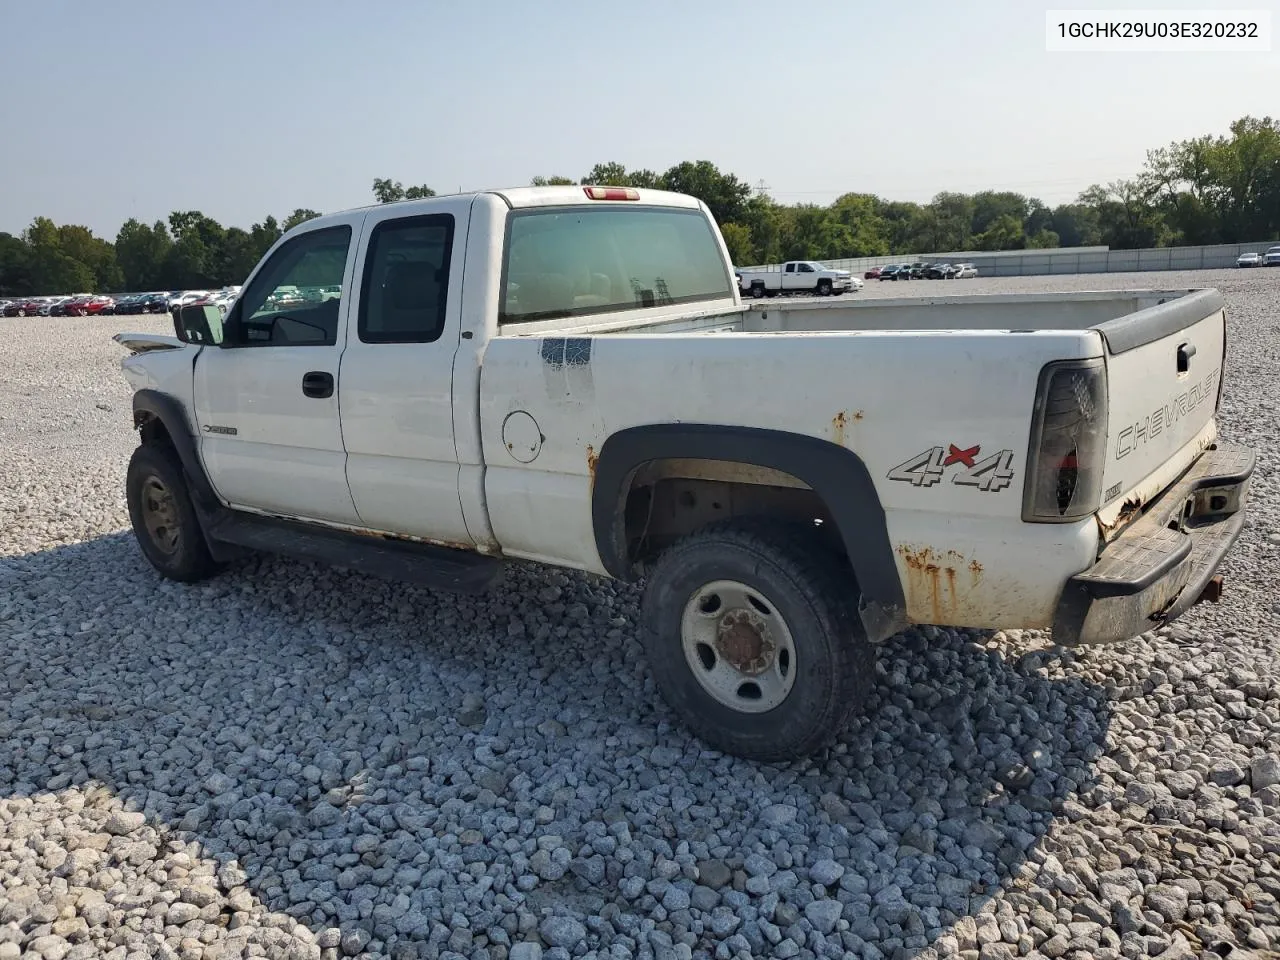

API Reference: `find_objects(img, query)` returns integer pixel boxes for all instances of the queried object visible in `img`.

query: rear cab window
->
[499,206,733,325]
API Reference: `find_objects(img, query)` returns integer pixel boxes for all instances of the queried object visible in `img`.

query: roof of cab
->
[292,185,704,233]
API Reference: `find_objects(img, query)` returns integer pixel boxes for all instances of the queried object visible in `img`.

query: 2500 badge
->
[887,443,1015,492]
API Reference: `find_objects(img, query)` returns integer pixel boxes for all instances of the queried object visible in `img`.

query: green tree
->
[1079,180,1168,248]
[924,192,974,252]
[973,214,1026,251]
[1023,199,1054,238]
[1049,204,1100,247]
[659,160,752,226]
[282,208,322,232]
[737,196,785,265]
[23,217,97,294]
[218,227,261,285]
[531,175,576,186]
[372,178,436,203]
[162,211,227,288]
[59,224,123,290]
[581,162,630,186]
[116,219,174,291]
[971,191,1030,236]
[0,233,33,297]
[718,222,754,264]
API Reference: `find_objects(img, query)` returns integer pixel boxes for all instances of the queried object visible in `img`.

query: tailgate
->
[1096,289,1226,527]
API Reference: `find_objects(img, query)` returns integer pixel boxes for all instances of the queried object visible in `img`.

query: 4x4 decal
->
[887,444,1015,492]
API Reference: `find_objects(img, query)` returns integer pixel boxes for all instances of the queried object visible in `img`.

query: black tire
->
[126,442,221,582]
[817,279,832,296]
[751,283,766,299]
[640,519,875,762]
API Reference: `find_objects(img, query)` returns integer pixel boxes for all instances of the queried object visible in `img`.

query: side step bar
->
[203,510,504,594]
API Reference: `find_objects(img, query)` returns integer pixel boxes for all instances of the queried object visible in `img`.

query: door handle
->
[302,371,334,398]
[1176,342,1196,374]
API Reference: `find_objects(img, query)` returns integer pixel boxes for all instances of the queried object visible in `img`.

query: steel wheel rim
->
[680,579,797,714]
[140,476,181,555]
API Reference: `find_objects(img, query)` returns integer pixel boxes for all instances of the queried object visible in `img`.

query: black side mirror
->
[174,304,225,345]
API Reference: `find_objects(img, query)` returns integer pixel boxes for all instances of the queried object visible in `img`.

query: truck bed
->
[499,288,1222,355]
[483,285,1228,631]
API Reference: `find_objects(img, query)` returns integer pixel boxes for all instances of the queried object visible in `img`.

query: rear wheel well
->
[621,458,854,582]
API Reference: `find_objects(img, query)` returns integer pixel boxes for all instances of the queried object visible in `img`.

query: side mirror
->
[174,304,225,345]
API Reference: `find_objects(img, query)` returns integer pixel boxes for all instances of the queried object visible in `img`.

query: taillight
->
[1022,358,1108,523]
[583,186,640,201]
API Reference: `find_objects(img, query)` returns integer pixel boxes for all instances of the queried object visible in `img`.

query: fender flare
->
[590,424,907,641]
[131,389,219,508]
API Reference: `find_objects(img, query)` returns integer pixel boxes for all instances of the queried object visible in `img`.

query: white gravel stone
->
[2,272,1280,959]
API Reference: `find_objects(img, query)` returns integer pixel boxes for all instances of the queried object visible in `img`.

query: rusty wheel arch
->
[590,423,906,642]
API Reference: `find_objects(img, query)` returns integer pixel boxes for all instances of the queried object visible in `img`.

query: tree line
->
[1,116,1275,298]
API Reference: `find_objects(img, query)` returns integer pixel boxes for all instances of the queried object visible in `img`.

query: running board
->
[203,510,503,594]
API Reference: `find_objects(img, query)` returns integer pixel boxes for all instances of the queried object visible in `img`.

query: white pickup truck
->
[736,260,861,299]
[114,184,1254,761]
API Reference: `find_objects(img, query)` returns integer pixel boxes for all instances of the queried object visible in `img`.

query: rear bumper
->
[1052,442,1254,645]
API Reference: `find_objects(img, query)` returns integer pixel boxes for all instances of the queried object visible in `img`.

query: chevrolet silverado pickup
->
[113,184,1254,761]
[736,260,861,298]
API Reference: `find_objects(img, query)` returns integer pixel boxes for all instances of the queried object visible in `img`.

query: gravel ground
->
[2,268,1279,960]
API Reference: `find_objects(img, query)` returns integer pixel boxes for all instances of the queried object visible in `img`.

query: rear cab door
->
[336,196,477,546]
[782,262,803,291]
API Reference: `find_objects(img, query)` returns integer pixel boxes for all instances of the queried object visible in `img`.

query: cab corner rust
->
[586,444,599,488]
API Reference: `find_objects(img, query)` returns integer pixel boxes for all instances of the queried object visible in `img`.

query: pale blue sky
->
[2,0,1276,237]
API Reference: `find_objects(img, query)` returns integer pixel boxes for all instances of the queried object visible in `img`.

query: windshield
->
[500,206,733,324]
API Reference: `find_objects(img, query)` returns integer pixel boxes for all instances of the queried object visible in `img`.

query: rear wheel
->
[126,442,221,582]
[640,520,875,761]
[817,279,832,296]
[751,283,766,299]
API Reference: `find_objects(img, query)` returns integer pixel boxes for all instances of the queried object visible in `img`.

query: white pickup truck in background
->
[114,184,1253,761]
[736,260,861,298]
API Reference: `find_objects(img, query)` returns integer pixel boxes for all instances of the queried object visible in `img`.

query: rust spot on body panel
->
[897,544,985,627]
[832,411,847,446]
[586,444,599,488]
[831,410,863,447]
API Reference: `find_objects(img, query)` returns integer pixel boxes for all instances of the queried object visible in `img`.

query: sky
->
[1,0,1277,238]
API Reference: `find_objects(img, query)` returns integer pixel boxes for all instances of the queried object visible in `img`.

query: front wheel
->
[817,279,832,296]
[641,520,874,761]
[126,442,221,582]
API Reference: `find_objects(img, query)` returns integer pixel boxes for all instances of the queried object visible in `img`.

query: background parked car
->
[864,266,882,279]
[139,293,168,313]
[926,263,956,279]
[878,265,905,280]
[953,263,979,278]
[1236,252,1263,267]
[109,294,143,314]
[1265,245,1280,266]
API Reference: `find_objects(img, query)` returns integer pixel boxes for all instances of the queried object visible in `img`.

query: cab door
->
[192,216,365,525]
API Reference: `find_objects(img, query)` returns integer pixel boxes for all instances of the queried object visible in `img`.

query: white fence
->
[738,239,1279,277]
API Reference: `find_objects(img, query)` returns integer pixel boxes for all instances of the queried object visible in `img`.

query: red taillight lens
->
[583,186,639,201]
[1022,358,1109,522]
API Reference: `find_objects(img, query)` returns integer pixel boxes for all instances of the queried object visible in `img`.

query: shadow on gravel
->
[0,533,1113,958]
